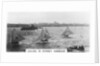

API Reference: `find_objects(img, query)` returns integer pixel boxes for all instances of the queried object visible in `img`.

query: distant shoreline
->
[7,23,89,27]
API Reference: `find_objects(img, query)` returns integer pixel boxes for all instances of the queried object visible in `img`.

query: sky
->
[8,12,90,24]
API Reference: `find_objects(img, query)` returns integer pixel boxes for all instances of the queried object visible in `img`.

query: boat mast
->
[62,26,73,38]
[40,27,50,41]
[36,27,51,45]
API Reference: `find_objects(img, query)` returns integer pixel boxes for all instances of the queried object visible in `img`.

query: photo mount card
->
[0,0,98,63]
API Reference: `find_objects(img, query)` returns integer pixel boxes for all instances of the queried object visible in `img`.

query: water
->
[7,26,89,51]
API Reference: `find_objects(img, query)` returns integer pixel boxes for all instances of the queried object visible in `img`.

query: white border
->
[1,1,96,63]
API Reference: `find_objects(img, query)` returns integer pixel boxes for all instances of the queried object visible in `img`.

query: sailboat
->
[62,26,73,38]
[36,27,51,45]
[8,29,24,51]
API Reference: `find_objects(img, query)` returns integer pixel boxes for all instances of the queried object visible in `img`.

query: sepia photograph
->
[6,12,90,52]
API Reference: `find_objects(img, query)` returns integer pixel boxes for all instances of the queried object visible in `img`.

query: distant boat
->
[62,26,73,38]
[36,27,51,45]
[21,25,38,30]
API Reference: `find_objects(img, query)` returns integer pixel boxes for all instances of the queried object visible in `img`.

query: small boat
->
[21,25,38,30]
[36,27,51,46]
[62,26,73,38]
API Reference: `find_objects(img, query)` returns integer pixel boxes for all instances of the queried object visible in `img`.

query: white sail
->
[62,26,73,38]
[37,27,51,41]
